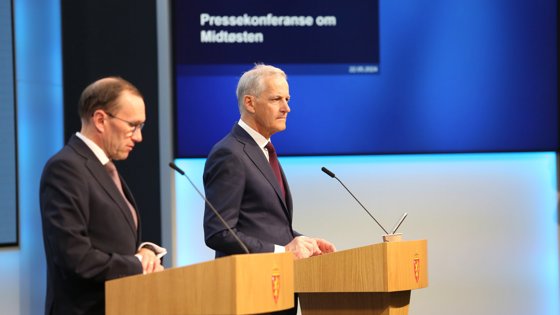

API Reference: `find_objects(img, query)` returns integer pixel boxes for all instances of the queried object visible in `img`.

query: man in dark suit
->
[39,77,165,315]
[203,64,336,259]
[203,64,336,314]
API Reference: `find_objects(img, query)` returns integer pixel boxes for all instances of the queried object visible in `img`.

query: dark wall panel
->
[61,0,161,244]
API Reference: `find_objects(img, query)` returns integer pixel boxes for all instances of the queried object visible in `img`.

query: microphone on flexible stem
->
[390,212,407,235]
[321,166,390,235]
[169,162,250,254]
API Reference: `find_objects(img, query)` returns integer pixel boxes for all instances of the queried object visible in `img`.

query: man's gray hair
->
[236,64,286,112]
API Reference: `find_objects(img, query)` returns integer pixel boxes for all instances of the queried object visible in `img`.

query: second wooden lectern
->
[295,240,428,315]
[106,252,294,315]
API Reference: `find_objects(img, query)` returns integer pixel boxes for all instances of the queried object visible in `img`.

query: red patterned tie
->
[105,161,138,229]
[265,142,286,199]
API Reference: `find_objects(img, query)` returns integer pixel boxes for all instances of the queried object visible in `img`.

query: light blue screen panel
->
[0,0,18,246]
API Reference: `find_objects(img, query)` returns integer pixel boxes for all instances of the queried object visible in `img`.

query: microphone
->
[169,162,250,254]
[321,167,389,235]
[390,212,407,234]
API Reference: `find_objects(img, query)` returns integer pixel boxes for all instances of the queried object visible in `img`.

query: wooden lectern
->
[295,240,428,315]
[106,252,294,315]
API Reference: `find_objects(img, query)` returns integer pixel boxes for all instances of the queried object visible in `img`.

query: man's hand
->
[285,236,321,259]
[285,236,337,259]
[314,238,336,255]
[137,247,164,274]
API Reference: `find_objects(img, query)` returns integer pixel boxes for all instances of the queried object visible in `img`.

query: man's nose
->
[282,100,291,113]
[132,128,143,142]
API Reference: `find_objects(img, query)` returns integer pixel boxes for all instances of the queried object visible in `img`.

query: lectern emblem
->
[413,254,420,283]
[271,268,280,304]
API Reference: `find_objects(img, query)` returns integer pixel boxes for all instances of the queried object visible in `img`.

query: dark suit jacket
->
[39,135,143,315]
[203,123,301,257]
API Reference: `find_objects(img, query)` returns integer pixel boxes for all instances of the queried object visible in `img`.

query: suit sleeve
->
[40,158,142,282]
[203,147,276,254]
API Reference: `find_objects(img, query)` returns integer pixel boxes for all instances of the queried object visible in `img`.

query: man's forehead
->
[114,92,145,115]
[263,76,288,89]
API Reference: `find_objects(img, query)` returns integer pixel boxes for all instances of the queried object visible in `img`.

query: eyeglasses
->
[106,112,145,133]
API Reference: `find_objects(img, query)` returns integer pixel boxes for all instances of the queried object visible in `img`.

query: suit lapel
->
[68,136,139,237]
[232,125,292,220]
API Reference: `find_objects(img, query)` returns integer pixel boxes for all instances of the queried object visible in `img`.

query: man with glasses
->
[39,77,165,315]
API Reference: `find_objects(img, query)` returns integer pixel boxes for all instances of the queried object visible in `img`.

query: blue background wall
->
[0,1,558,314]
[0,0,62,314]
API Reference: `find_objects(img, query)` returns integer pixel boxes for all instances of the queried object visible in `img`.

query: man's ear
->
[91,109,106,132]
[243,95,256,114]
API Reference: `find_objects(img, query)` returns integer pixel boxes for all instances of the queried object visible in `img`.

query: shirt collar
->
[237,119,270,150]
[75,132,110,165]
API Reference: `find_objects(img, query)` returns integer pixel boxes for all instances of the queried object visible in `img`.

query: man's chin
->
[114,152,130,161]
[275,123,287,132]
